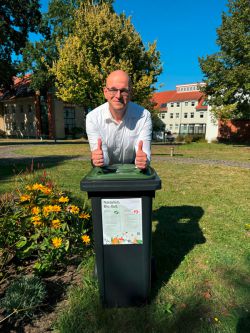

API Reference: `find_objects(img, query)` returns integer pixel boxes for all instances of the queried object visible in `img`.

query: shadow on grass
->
[0,155,84,184]
[0,140,89,146]
[151,205,206,297]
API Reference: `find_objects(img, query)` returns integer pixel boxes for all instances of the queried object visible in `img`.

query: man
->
[86,70,152,170]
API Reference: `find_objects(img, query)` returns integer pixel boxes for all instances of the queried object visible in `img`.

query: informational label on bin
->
[101,198,143,245]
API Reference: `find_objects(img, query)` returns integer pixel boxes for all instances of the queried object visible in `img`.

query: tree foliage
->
[0,0,46,88]
[20,0,113,92]
[51,2,162,108]
[199,0,250,119]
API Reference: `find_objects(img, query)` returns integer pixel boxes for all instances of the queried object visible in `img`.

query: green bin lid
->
[84,164,156,180]
[81,164,161,192]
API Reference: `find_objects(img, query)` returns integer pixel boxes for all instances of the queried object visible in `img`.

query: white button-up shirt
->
[86,101,152,165]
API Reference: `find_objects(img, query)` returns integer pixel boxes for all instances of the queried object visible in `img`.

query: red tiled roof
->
[153,90,206,110]
[196,98,208,110]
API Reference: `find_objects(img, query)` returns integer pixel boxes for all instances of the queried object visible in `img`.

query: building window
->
[191,101,195,106]
[176,102,180,107]
[160,103,167,108]
[189,124,195,134]
[185,101,188,106]
[161,113,165,119]
[176,113,179,118]
[64,107,76,135]
[184,113,188,118]
[200,113,204,118]
[170,113,173,119]
[175,124,179,130]
[190,112,194,118]
[169,124,173,130]
[170,102,174,107]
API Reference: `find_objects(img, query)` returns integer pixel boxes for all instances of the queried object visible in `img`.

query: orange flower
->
[51,219,61,229]
[111,237,120,244]
[20,194,31,202]
[79,212,90,219]
[31,206,40,215]
[81,234,90,245]
[58,196,69,203]
[52,237,62,248]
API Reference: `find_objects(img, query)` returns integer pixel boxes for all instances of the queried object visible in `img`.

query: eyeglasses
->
[106,87,130,97]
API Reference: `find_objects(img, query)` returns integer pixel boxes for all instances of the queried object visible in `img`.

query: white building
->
[153,83,218,140]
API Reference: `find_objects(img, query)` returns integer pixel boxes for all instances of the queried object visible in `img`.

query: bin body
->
[81,164,161,307]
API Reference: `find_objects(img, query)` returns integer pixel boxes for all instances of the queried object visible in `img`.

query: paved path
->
[1,145,250,169]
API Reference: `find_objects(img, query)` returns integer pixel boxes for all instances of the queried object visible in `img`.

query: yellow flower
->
[214,317,219,322]
[31,215,42,227]
[31,206,40,215]
[40,187,52,195]
[33,220,42,227]
[31,215,41,222]
[51,205,61,212]
[79,212,90,219]
[43,205,61,216]
[81,234,90,245]
[52,237,62,248]
[51,219,61,229]
[20,194,31,202]
[68,205,80,214]
[58,196,69,203]
[32,183,44,191]
[26,185,33,191]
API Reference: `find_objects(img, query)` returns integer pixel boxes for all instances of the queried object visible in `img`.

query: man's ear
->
[103,87,108,100]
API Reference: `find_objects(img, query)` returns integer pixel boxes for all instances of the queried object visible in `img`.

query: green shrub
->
[184,135,193,144]
[0,173,92,274]
[175,135,185,142]
[0,275,47,319]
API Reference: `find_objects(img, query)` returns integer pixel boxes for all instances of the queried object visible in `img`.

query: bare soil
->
[0,257,84,333]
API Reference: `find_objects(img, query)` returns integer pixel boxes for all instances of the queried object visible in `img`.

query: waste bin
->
[80,164,161,307]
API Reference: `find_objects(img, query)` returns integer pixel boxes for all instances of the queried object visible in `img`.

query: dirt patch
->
[0,257,84,332]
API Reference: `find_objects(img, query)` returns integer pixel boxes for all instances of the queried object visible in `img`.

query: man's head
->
[103,70,132,117]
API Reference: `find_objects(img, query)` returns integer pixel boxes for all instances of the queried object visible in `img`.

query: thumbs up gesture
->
[92,138,104,167]
[135,140,147,170]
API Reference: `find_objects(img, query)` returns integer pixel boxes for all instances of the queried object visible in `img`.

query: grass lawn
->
[0,141,249,332]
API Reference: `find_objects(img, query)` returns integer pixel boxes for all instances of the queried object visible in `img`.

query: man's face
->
[103,72,131,114]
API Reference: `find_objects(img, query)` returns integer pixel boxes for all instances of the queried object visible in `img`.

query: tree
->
[50,2,162,109]
[199,0,250,119]
[20,0,114,92]
[0,0,46,88]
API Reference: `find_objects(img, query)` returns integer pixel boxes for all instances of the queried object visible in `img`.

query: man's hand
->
[135,140,147,170]
[91,138,104,167]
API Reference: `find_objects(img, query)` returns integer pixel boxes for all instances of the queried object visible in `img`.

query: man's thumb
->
[138,140,143,151]
[97,138,102,150]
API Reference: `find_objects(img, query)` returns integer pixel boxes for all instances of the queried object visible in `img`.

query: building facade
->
[153,83,214,137]
[0,76,85,139]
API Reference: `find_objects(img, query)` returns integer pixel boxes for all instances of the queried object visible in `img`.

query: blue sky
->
[38,0,229,92]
